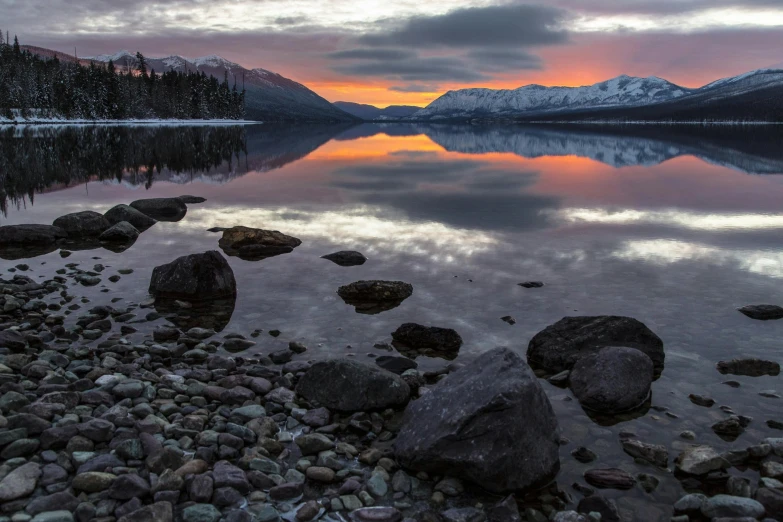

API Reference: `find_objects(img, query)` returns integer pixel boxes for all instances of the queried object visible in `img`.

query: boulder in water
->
[103,204,157,230]
[52,211,111,237]
[337,280,413,314]
[569,346,653,414]
[218,226,301,260]
[391,323,463,359]
[394,347,560,493]
[527,316,664,374]
[0,224,66,245]
[149,250,236,300]
[99,221,140,243]
[738,304,783,320]
[130,198,187,221]
[322,251,368,266]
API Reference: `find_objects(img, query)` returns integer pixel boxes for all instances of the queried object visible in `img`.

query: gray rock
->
[717,358,780,377]
[577,495,619,522]
[487,496,521,522]
[441,508,487,522]
[99,222,139,243]
[527,316,664,373]
[552,512,587,522]
[0,461,40,501]
[738,304,783,320]
[621,439,668,467]
[569,346,653,413]
[756,488,783,518]
[212,461,250,494]
[182,504,221,522]
[130,198,188,221]
[109,474,150,500]
[676,445,731,475]
[117,502,172,522]
[0,224,66,245]
[701,495,765,519]
[674,493,707,514]
[31,512,74,522]
[337,280,413,313]
[296,358,410,412]
[104,204,157,229]
[25,492,79,515]
[149,250,236,300]
[391,323,463,354]
[349,507,402,522]
[394,347,560,493]
[0,330,27,351]
[53,211,111,237]
[322,251,367,266]
[295,433,334,455]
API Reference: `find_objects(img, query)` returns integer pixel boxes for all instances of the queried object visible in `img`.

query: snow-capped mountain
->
[413,76,692,120]
[85,51,355,122]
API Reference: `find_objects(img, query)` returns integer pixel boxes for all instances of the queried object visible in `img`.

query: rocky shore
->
[0,199,782,522]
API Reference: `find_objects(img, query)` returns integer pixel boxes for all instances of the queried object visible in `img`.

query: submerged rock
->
[149,250,237,300]
[99,221,140,243]
[321,250,368,266]
[218,226,301,260]
[621,439,669,467]
[717,358,780,377]
[527,316,664,374]
[569,346,653,414]
[296,358,410,412]
[53,211,111,237]
[337,280,413,314]
[391,323,463,359]
[738,304,783,320]
[518,281,544,288]
[130,197,188,221]
[104,204,157,230]
[675,445,730,475]
[394,347,560,493]
[584,468,636,490]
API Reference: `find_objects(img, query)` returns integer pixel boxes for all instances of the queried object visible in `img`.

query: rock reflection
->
[154,296,236,332]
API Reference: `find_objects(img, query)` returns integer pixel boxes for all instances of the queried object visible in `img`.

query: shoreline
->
[0,119,262,126]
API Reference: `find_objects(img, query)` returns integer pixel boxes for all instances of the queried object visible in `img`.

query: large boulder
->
[296,359,410,412]
[104,204,157,230]
[569,346,653,414]
[53,211,111,237]
[99,221,140,243]
[130,198,187,221]
[391,323,463,359]
[218,226,301,260]
[394,347,560,493]
[337,280,413,314]
[0,224,66,245]
[0,462,41,501]
[149,250,236,300]
[527,316,664,374]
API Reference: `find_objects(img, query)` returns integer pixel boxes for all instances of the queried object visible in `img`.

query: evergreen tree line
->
[0,125,248,216]
[0,34,245,120]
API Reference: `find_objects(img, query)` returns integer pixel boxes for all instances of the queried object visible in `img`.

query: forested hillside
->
[0,35,245,120]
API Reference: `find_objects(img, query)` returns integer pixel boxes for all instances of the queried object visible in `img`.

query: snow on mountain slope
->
[413,76,692,120]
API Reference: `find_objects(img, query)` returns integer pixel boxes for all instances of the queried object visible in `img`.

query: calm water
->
[3,123,783,520]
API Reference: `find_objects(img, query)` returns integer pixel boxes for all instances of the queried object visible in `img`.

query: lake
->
[2,123,783,520]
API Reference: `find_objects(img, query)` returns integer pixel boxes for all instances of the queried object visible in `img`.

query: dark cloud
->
[389,84,440,93]
[274,16,310,26]
[328,48,416,60]
[359,4,569,48]
[332,55,490,82]
[550,0,783,16]
[467,49,544,72]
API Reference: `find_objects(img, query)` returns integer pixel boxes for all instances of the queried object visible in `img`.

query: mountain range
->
[409,69,783,122]
[83,51,355,122]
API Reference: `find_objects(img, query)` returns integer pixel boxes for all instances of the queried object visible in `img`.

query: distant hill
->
[333,102,421,121]
[81,50,356,122]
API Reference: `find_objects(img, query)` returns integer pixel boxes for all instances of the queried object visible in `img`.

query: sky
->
[3,0,783,107]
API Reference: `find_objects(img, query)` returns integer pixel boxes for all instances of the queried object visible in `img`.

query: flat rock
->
[218,226,301,260]
[0,462,41,501]
[717,358,780,377]
[621,439,668,467]
[0,224,66,245]
[394,347,560,493]
[738,304,783,320]
[53,211,111,237]
[569,346,653,414]
[584,468,636,490]
[349,507,402,522]
[103,204,157,229]
[149,250,236,300]
[337,280,413,314]
[321,251,367,266]
[130,198,187,221]
[296,358,410,412]
[701,495,765,519]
